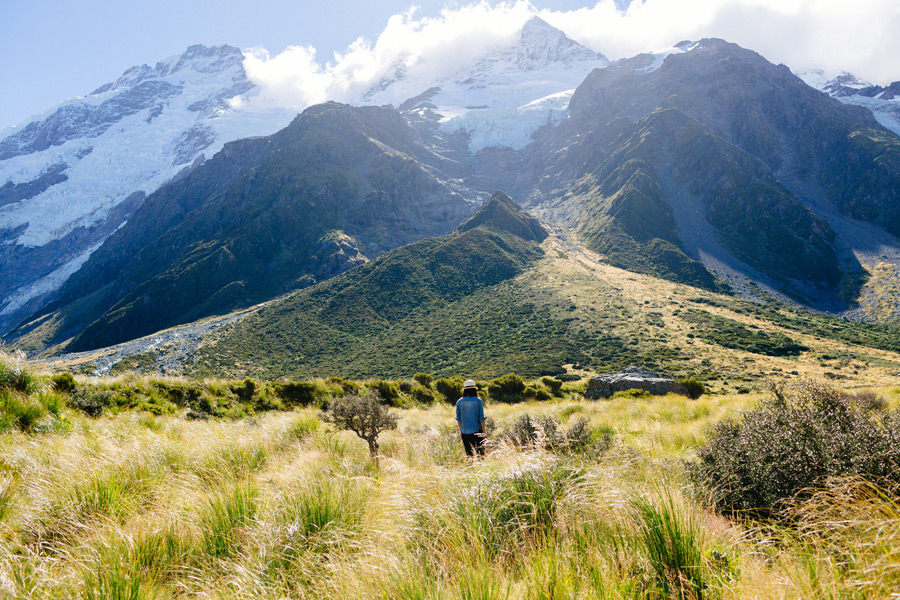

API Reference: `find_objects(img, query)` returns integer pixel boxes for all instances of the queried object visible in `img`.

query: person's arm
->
[456,402,462,433]
[479,399,486,434]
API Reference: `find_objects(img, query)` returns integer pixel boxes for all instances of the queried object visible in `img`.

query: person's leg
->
[461,433,475,456]
[473,433,485,457]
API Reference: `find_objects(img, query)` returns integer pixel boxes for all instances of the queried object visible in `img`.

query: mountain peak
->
[517,16,607,70]
[91,44,245,95]
[457,191,548,242]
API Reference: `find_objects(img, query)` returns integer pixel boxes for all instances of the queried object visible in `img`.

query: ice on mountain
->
[379,16,608,154]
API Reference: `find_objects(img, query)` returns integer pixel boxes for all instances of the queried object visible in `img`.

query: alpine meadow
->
[2,2,900,598]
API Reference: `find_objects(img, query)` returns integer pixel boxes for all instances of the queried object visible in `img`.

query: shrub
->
[612,388,652,399]
[328,377,359,395]
[321,393,399,460]
[69,387,116,417]
[555,373,582,382]
[693,380,900,518]
[411,385,436,405]
[679,377,706,399]
[434,377,464,403]
[524,386,552,402]
[272,381,319,406]
[845,389,888,411]
[541,377,563,396]
[413,373,433,387]
[367,380,397,404]
[488,373,526,403]
[232,378,256,403]
[51,372,77,393]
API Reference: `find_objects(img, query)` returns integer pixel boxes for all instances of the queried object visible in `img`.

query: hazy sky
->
[2,0,899,130]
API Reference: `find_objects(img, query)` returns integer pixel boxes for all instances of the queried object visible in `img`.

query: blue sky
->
[3,0,899,131]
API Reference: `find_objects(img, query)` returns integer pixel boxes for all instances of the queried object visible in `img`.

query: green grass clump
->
[199,481,259,559]
[411,458,583,560]
[631,491,707,597]
[283,414,321,442]
[0,350,48,395]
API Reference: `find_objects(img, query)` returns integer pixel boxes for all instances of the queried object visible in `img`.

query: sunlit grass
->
[0,387,896,598]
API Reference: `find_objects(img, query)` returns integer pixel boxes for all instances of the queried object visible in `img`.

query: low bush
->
[524,386,552,402]
[541,377,563,396]
[411,385,436,405]
[271,381,319,406]
[612,388,652,399]
[413,373,433,387]
[433,377,464,403]
[679,377,706,400]
[370,380,400,405]
[488,373,526,403]
[51,372,77,393]
[693,380,900,518]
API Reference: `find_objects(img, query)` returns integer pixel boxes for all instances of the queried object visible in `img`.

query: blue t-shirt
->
[456,396,485,434]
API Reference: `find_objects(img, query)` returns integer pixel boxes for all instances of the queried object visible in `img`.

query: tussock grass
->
[0,380,899,598]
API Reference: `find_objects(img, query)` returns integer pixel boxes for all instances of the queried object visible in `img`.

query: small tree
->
[321,393,398,461]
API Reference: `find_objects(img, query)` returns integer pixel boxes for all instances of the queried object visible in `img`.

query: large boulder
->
[585,366,688,399]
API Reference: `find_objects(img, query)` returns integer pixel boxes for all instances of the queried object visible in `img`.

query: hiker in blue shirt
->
[456,379,486,457]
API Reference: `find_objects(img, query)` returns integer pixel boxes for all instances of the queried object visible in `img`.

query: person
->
[456,379,486,457]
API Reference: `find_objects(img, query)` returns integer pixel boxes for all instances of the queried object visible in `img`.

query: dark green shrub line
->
[680,309,808,357]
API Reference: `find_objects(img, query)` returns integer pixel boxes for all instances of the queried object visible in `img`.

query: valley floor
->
[2,389,899,598]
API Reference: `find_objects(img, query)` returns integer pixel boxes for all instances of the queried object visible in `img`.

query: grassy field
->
[2,353,899,598]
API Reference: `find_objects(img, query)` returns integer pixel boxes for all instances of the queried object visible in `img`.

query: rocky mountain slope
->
[11,102,476,353]
[0,45,295,334]
[515,39,900,312]
[6,31,900,359]
[0,19,609,339]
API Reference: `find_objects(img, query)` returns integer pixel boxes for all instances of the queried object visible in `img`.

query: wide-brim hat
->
[463,379,477,389]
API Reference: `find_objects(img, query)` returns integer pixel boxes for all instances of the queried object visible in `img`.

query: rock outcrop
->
[585,366,688,399]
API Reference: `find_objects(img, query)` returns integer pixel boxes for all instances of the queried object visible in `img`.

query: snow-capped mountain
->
[360,17,609,152]
[0,45,295,331]
[796,68,900,137]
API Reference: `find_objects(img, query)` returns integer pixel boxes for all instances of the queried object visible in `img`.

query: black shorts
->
[461,433,485,457]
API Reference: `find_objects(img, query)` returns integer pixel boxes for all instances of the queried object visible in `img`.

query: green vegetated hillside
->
[193,193,679,379]
[9,103,474,355]
[187,191,900,385]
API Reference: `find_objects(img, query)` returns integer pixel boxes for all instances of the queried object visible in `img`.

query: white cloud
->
[242,0,900,113]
